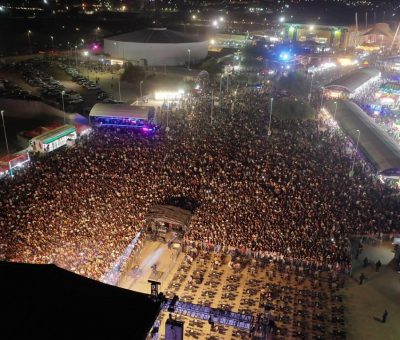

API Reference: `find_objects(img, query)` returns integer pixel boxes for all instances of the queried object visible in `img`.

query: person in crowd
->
[359,273,365,285]
[0,85,399,282]
[382,309,388,323]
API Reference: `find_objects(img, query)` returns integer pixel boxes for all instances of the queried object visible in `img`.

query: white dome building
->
[104,28,208,67]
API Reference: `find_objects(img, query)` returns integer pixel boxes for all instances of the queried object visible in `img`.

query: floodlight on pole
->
[0,110,9,155]
[27,30,32,54]
[333,101,338,121]
[350,129,361,177]
[61,91,66,123]
[268,98,274,136]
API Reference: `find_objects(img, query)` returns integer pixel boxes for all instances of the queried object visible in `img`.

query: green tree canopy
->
[120,62,145,84]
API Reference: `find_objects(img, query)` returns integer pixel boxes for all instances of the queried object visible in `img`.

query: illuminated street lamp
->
[96,26,101,40]
[350,130,361,177]
[0,110,9,155]
[61,91,66,123]
[333,101,338,121]
[74,45,78,68]
[308,72,314,103]
[50,35,54,50]
[212,20,218,27]
[27,30,32,54]
[192,15,196,20]
[268,98,274,136]
[279,17,285,23]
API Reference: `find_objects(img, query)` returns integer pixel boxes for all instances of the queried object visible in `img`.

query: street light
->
[74,45,78,68]
[50,35,54,50]
[140,80,144,102]
[279,17,285,23]
[333,101,338,121]
[0,110,9,155]
[308,72,314,103]
[350,129,361,177]
[268,98,274,136]
[211,89,214,125]
[187,49,191,70]
[320,87,324,110]
[27,30,32,54]
[118,76,122,102]
[61,91,66,123]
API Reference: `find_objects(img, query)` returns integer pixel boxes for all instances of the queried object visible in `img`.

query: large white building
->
[104,28,208,66]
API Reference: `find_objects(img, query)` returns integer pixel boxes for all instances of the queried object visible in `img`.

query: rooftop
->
[325,68,380,93]
[106,28,206,44]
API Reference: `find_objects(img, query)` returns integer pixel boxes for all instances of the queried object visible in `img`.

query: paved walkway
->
[345,242,400,340]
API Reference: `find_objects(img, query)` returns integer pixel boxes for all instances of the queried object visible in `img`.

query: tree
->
[120,62,145,84]
[199,58,223,79]
[241,45,265,70]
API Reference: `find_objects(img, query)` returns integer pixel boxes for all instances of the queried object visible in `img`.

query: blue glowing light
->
[279,52,290,61]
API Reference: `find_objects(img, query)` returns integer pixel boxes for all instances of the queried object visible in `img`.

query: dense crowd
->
[1,87,399,280]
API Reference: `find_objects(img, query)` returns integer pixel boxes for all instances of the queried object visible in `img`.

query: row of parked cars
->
[58,62,124,104]
[0,78,40,101]
[17,60,84,107]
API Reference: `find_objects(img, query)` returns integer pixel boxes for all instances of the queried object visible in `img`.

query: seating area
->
[156,250,346,339]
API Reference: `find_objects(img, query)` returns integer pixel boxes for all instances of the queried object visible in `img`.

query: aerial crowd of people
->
[0,86,399,281]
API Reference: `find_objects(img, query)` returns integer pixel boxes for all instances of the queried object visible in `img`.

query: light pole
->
[350,129,361,177]
[333,101,338,121]
[140,80,143,102]
[27,30,32,54]
[96,27,100,40]
[308,73,314,103]
[320,87,324,110]
[187,49,191,70]
[67,42,71,66]
[118,75,122,102]
[50,35,54,50]
[166,102,170,133]
[74,45,78,68]
[0,110,9,155]
[268,98,274,136]
[211,90,214,125]
[219,74,224,105]
[61,91,66,122]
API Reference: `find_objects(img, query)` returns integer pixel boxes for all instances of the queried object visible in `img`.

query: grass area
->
[276,72,310,98]
[274,98,315,120]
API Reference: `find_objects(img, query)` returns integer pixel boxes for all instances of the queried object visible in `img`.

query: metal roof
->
[327,100,400,176]
[325,68,380,93]
[31,124,76,144]
[106,28,205,44]
[89,104,154,120]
